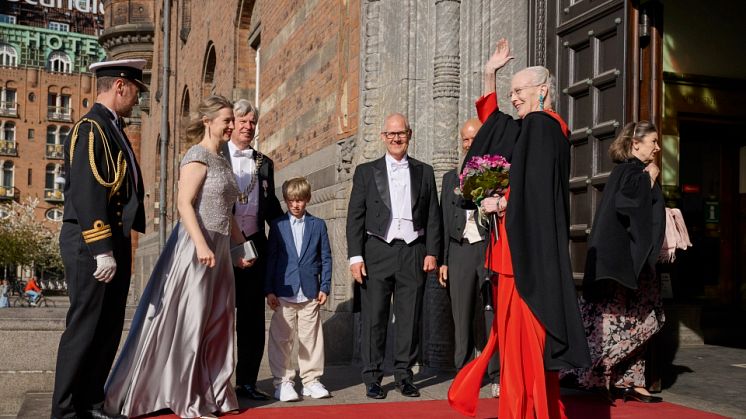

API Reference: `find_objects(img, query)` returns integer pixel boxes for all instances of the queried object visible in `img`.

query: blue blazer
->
[264,212,332,298]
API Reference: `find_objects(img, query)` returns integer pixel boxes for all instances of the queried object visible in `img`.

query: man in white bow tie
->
[222,99,283,400]
[346,113,442,399]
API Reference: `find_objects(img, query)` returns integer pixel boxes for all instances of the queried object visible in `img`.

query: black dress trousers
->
[234,232,268,387]
[51,223,131,418]
[360,236,426,385]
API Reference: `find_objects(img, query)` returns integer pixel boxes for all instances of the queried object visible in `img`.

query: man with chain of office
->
[221,99,283,400]
[51,59,146,419]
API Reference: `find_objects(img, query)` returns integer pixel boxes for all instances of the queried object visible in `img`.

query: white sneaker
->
[302,381,331,399]
[490,383,500,398]
[274,381,300,402]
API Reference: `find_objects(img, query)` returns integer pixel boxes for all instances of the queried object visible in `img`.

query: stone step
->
[16,392,51,419]
[0,307,135,417]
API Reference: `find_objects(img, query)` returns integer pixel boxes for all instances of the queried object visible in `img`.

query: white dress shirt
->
[280,213,309,303]
[227,141,260,237]
[462,210,483,244]
[383,153,420,243]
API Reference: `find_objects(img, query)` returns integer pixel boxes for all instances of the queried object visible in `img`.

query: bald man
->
[438,118,500,397]
[347,113,442,399]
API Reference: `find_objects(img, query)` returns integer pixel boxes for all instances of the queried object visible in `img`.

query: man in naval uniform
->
[51,59,147,419]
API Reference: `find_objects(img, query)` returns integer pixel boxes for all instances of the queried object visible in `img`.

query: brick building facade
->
[0,1,105,221]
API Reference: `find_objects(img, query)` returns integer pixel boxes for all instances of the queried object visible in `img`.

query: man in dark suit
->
[52,59,147,419]
[222,99,283,400]
[346,113,442,399]
[438,118,500,398]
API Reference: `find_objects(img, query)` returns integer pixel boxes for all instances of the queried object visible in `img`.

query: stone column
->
[422,0,461,370]
[431,0,461,186]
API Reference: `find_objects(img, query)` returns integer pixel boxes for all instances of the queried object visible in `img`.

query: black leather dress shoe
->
[395,381,420,397]
[82,409,127,419]
[235,384,270,400]
[365,382,386,399]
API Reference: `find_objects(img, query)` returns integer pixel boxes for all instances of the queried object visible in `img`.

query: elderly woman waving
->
[448,39,590,419]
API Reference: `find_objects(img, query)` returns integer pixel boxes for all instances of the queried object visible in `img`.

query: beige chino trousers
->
[268,298,325,387]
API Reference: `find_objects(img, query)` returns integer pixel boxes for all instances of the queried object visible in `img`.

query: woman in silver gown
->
[105,95,252,418]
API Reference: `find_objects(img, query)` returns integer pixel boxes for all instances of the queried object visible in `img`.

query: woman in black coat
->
[566,121,666,403]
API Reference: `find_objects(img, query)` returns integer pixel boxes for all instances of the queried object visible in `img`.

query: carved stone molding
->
[432,0,460,182]
[100,24,155,50]
[360,0,383,163]
[529,0,547,66]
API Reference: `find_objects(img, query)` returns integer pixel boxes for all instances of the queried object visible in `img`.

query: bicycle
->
[11,290,55,307]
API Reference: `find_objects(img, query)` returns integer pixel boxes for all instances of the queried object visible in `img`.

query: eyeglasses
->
[382,130,410,139]
[506,84,543,100]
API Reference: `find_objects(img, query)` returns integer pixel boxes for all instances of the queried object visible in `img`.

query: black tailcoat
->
[346,156,442,263]
[220,142,283,386]
[583,158,665,291]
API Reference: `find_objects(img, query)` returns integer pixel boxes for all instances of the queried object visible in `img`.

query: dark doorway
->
[675,118,746,347]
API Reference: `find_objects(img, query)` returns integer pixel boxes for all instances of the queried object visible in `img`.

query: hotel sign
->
[5,0,105,15]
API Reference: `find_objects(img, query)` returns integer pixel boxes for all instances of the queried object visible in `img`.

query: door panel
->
[551,0,626,280]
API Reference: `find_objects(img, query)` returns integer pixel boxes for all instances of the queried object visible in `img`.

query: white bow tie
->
[390,161,409,172]
[233,149,254,158]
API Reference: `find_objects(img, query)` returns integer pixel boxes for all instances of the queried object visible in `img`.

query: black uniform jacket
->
[346,155,443,261]
[62,103,145,254]
[440,169,487,262]
[583,158,666,291]
[466,107,591,370]
[220,143,283,236]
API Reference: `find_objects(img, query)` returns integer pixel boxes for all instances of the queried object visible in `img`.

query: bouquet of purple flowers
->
[458,154,510,206]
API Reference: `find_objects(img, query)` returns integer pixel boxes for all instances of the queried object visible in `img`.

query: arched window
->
[45,163,58,189]
[1,122,15,141]
[0,44,17,67]
[44,163,64,201]
[1,87,17,115]
[48,51,72,73]
[202,43,217,98]
[46,125,66,158]
[1,161,13,189]
[47,125,58,144]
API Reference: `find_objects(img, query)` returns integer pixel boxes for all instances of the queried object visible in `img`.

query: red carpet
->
[144,396,726,419]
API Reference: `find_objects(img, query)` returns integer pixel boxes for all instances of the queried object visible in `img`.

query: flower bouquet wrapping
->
[458,154,510,238]
[458,154,510,310]
[459,154,510,204]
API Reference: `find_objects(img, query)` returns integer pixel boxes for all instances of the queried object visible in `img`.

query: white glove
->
[93,252,117,283]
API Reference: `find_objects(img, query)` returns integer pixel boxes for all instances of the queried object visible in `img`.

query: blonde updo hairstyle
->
[184,95,234,144]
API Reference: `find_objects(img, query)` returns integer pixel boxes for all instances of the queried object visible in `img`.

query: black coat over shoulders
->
[463,107,590,370]
[583,158,666,291]
[504,111,591,370]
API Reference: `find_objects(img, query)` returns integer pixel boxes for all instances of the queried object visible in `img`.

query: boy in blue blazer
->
[265,177,332,401]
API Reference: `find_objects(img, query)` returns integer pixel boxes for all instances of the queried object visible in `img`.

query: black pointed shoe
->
[395,381,420,397]
[235,384,270,400]
[365,382,386,399]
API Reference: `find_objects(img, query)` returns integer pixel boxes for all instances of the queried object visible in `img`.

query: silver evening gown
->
[105,145,239,418]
